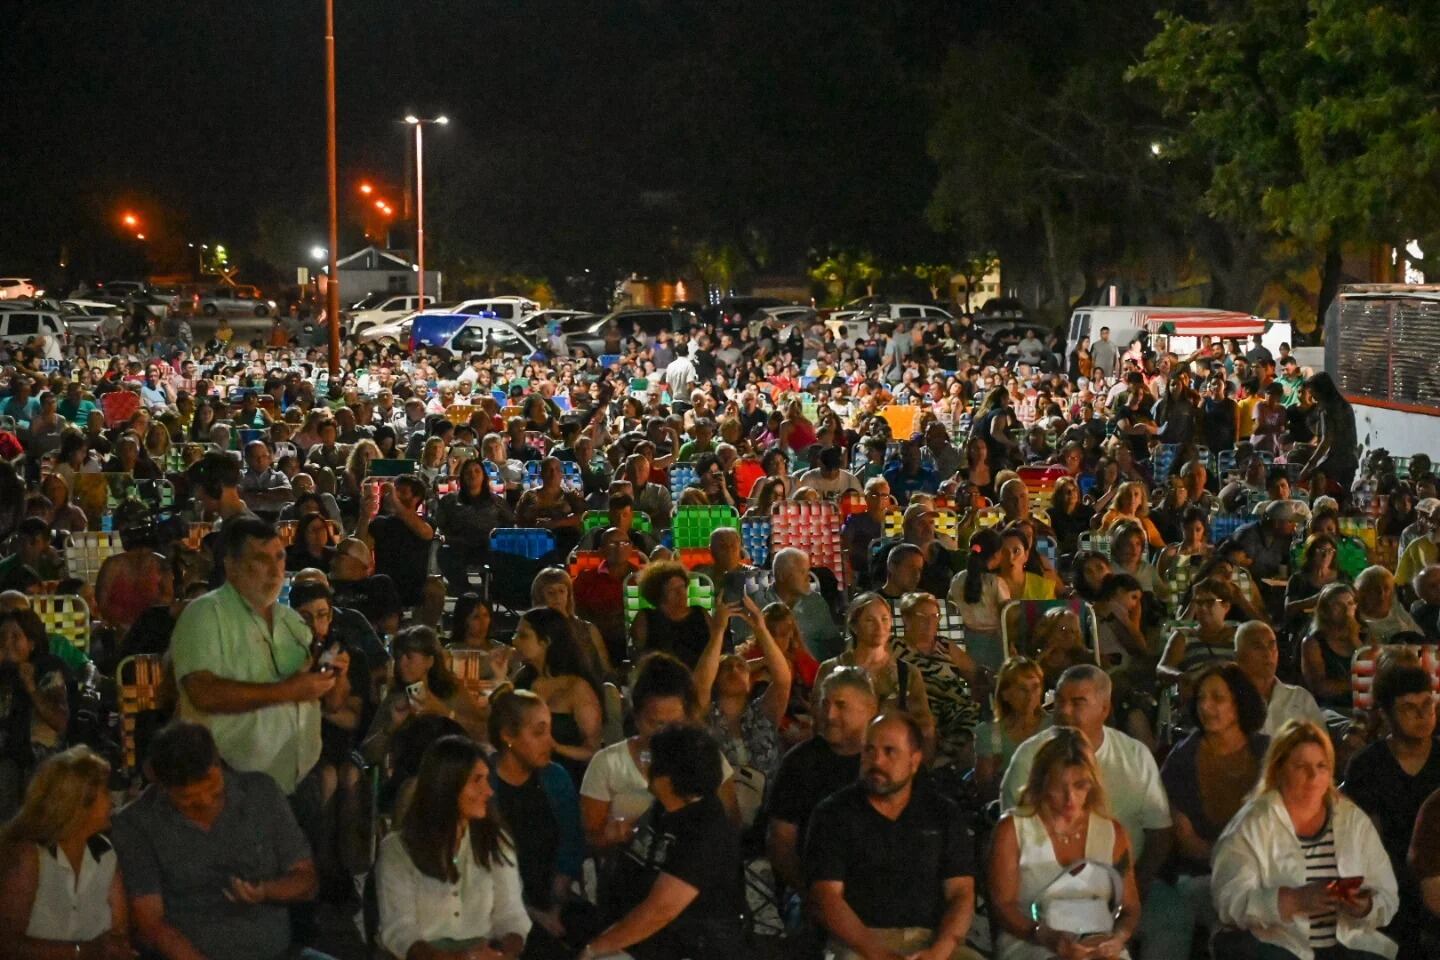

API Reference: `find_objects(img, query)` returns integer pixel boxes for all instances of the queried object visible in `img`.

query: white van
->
[1066,306,1292,369]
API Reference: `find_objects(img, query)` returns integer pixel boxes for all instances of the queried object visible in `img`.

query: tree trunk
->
[1313,239,1344,346]
[1040,202,1068,313]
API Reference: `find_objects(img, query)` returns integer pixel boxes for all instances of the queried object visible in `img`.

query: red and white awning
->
[1140,310,1268,337]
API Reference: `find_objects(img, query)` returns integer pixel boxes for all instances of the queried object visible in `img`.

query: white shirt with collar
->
[25,836,116,941]
[376,827,531,958]
[1262,680,1328,737]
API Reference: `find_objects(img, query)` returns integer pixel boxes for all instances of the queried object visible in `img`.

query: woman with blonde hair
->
[1212,720,1397,960]
[989,727,1140,960]
[340,438,381,506]
[972,657,1048,801]
[1102,480,1165,549]
[0,746,133,958]
[1301,583,1365,710]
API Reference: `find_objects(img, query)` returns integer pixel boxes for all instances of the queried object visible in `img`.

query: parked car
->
[518,308,599,339]
[423,315,544,361]
[0,278,42,300]
[356,312,431,348]
[59,299,125,337]
[198,286,277,319]
[345,292,435,336]
[706,296,789,327]
[434,296,541,324]
[0,309,67,347]
[561,306,697,357]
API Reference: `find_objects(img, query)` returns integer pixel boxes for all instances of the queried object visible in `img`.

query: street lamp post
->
[404,114,447,306]
[324,0,341,376]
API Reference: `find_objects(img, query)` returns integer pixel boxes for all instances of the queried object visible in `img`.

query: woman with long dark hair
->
[1299,372,1358,497]
[512,607,604,788]
[436,457,515,595]
[363,626,488,763]
[377,736,530,958]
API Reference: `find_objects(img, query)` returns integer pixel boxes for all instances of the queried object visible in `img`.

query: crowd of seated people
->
[1,316,1439,959]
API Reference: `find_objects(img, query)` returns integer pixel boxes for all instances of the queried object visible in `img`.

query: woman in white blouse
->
[377,735,531,960]
[0,745,133,959]
[1212,720,1398,960]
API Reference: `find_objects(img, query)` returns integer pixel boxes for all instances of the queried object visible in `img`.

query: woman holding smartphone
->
[364,626,488,764]
[1212,720,1398,960]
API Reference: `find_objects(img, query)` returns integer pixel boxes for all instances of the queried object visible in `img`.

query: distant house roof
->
[335,246,414,271]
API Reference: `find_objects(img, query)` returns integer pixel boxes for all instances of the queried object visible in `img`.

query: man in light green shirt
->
[170,516,346,794]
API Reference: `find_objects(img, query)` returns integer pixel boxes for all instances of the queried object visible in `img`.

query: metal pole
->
[415,122,425,305]
[325,0,341,376]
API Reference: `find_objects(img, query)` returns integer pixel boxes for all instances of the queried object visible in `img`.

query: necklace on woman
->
[1047,815,1085,846]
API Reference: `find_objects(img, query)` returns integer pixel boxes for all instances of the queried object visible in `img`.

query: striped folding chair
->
[63,532,123,586]
[33,594,92,653]
[117,654,167,777]
[446,649,502,701]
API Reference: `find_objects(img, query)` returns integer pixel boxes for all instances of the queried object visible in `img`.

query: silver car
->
[198,286,277,319]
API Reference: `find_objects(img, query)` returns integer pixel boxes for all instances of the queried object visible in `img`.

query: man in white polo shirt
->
[1233,620,1327,736]
[1000,664,1179,960]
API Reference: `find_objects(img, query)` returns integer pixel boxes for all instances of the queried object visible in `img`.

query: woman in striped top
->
[1157,577,1238,699]
[1212,720,1399,960]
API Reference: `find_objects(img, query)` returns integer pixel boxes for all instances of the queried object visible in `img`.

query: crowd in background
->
[0,307,1437,960]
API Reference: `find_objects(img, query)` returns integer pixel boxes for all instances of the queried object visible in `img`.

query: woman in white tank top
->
[0,746,130,955]
[987,727,1141,960]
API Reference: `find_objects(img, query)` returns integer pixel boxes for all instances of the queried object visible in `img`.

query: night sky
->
[3,1,988,289]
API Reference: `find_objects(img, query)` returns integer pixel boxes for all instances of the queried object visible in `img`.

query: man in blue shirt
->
[883,438,938,505]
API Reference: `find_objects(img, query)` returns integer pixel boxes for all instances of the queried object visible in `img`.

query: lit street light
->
[359,182,373,195]
[310,246,328,262]
[122,212,138,228]
[404,114,449,307]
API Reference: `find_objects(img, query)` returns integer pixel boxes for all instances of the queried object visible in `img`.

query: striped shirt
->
[1299,815,1339,949]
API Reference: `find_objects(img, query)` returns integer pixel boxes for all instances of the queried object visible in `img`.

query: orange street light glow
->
[122,213,138,227]
[374,200,386,210]
[135,233,146,240]
[359,183,373,195]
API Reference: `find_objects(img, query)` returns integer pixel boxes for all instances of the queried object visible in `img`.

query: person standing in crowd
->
[807,711,983,960]
[1212,720,1398,960]
[1299,372,1359,497]
[170,517,341,807]
[112,723,321,960]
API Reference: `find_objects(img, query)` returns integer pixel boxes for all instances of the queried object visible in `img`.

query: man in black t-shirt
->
[585,726,743,960]
[807,712,981,960]
[766,667,878,898]
[1343,663,1440,958]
